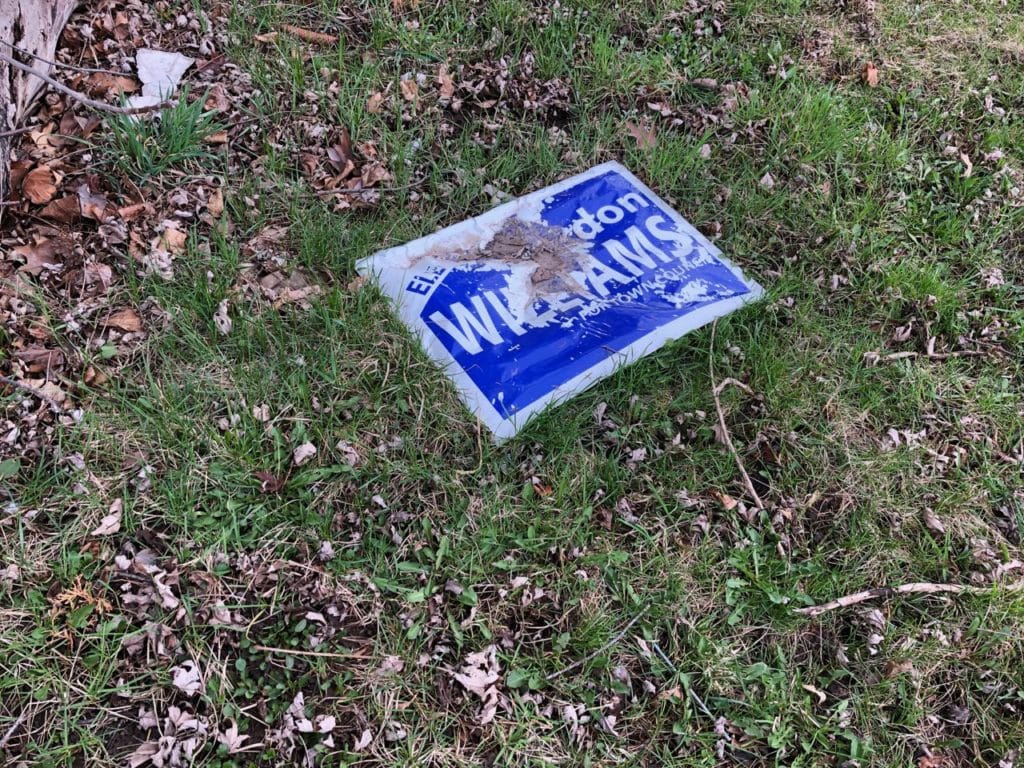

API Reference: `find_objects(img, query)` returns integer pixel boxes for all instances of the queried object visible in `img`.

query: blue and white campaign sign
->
[357,162,764,440]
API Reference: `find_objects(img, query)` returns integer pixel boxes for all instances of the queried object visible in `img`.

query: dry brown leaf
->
[400,78,419,102]
[208,188,224,217]
[280,24,338,45]
[91,498,123,536]
[254,31,278,44]
[625,121,656,150]
[106,308,144,333]
[159,226,188,254]
[87,72,139,96]
[438,64,455,101]
[714,491,739,511]
[13,239,63,275]
[360,162,391,187]
[78,184,109,222]
[254,471,285,493]
[367,91,386,113]
[862,61,879,87]
[453,645,501,725]
[23,166,58,204]
[40,194,81,223]
[204,130,229,144]
[922,508,946,535]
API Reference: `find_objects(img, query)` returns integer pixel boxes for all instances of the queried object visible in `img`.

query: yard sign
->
[357,161,764,440]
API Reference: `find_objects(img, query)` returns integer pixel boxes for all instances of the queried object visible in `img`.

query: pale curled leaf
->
[293,442,317,466]
[171,659,202,697]
[214,299,232,336]
[91,498,123,536]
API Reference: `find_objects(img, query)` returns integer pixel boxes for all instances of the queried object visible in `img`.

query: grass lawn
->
[2,0,1024,765]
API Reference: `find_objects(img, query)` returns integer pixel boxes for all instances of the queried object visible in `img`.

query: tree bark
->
[1,0,78,209]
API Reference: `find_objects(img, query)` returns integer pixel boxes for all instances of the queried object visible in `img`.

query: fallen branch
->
[708,319,765,511]
[547,607,649,681]
[0,52,170,115]
[0,374,63,411]
[796,572,1024,618]
[251,644,362,660]
[864,337,996,366]
[0,710,28,750]
[0,40,126,76]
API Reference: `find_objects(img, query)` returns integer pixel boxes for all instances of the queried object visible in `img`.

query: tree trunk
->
[1,0,78,209]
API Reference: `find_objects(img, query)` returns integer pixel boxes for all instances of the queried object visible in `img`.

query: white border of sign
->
[357,161,764,441]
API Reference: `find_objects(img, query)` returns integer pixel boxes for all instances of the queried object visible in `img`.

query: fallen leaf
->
[78,184,109,222]
[367,92,386,113]
[86,72,139,96]
[23,166,58,204]
[159,225,188,254]
[884,659,915,678]
[40,194,81,223]
[216,721,250,753]
[714,491,738,511]
[254,31,279,44]
[438,64,455,101]
[400,78,419,102]
[959,151,973,178]
[13,239,63,275]
[106,308,144,333]
[91,498,123,536]
[207,188,224,217]
[335,439,361,467]
[293,442,317,466]
[254,471,285,493]
[759,172,775,190]
[171,659,202,697]
[801,683,827,705]
[127,741,160,768]
[280,24,338,45]
[862,61,879,87]
[353,729,373,752]
[213,299,232,335]
[626,121,656,150]
[453,645,501,725]
[129,49,195,109]
[922,508,946,535]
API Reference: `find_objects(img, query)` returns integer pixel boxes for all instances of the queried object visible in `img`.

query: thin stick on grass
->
[796,574,1024,618]
[251,644,362,660]
[0,710,28,750]
[0,374,63,412]
[0,40,127,76]
[708,319,765,511]
[0,52,170,115]
[547,607,649,681]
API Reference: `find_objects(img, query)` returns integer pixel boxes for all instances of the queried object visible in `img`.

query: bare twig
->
[649,641,714,719]
[796,573,1024,618]
[0,710,29,750]
[709,319,765,511]
[251,644,361,660]
[0,52,170,115]
[865,337,997,366]
[547,607,649,681]
[0,40,125,76]
[0,375,63,412]
[0,125,37,140]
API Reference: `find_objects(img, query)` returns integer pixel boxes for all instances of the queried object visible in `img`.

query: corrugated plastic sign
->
[357,162,764,440]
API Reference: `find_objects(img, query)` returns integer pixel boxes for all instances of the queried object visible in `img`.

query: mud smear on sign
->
[426,216,588,300]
